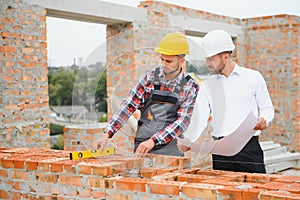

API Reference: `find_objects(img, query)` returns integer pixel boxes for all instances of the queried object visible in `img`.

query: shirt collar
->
[231,63,242,75]
[219,63,241,78]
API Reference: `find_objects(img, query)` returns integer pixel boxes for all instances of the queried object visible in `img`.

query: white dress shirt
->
[189,63,274,141]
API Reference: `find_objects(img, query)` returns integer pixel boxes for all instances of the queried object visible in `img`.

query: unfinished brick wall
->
[1,147,300,199]
[63,124,106,151]
[0,0,50,148]
[138,1,241,25]
[242,15,300,152]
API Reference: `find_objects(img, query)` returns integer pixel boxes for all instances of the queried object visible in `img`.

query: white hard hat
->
[201,29,235,58]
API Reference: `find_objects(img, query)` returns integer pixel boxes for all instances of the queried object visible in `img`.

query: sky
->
[47,0,300,67]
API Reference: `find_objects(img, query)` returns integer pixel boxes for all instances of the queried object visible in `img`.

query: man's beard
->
[164,65,180,76]
[210,62,225,75]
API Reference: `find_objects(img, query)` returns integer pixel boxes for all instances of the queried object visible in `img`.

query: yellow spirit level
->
[69,148,115,160]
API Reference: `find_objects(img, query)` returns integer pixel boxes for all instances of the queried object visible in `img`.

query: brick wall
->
[63,124,106,151]
[1,147,300,199]
[138,1,241,25]
[0,0,50,148]
[242,15,300,152]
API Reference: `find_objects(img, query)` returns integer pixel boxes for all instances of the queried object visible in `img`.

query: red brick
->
[181,183,224,199]
[12,182,22,190]
[147,180,185,195]
[245,173,272,183]
[0,46,16,53]
[14,158,25,169]
[21,47,34,55]
[88,177,106,188]
[173,167,200,174]
[197,169,230,176]
[92,190,106,199]
[178,174,216,183]
[0,190,10,199]
[51,163,63,172]
[36,173,58,183]
[78,163,92,174]
[155,167,178,175]
[111,157,143,169]
[116,177,152,192]
[38,162,51,172]
[273,175,300,183]
[260,191,300,200]
[63,162,77,174]
[223,185,265,199]
[151,172,182,181]
[258,182,300,193]
[77,187,92,198]
[107,193,131,200]
[2,159,14,168]
[1,31,11,37]
[92,164,113,176]
[0,170,8,178]
[201,179,242,186]
[59,175,83,186]
[86,128,104,134]
[11,171,28,180]
[149,154,185,167]
[26,161,38,170]
[140,167,157,178]
[218,186,243,200]
[105,176,123,189]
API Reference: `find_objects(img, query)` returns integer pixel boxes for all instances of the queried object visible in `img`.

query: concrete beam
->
[24,0,147,24]
[266,160,298,174]
[264,152,300,165]
[263,146,287,157]
[169,15,243,37]
[261,143,281,151]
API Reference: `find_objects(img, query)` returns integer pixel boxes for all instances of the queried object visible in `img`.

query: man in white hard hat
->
[96,32,199,157]
[178,29,274,173]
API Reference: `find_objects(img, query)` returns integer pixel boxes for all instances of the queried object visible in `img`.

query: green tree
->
[48,63,107,113]
[95,71,107,112]
[48,68,76,106]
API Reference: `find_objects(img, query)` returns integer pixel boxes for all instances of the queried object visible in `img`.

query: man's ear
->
[179,57,185,66]
[221,52,230,62]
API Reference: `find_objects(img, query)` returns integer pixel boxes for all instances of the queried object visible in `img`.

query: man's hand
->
[176,138,191,152]
[95,132,110,152]
[254,117,267,130]
[135,138,155,158]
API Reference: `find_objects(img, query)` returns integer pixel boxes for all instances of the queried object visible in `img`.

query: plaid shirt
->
[105,67,199,145]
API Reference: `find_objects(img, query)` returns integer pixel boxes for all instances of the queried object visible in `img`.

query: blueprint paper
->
[179,111,257,156]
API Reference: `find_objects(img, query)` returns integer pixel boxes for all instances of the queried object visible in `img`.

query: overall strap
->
[173,74,191,94]
[154,67,161,90]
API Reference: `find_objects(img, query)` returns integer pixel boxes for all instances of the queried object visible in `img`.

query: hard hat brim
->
[155,47,189,55]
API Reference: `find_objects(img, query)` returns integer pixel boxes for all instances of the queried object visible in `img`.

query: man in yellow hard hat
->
[96,32,199,157]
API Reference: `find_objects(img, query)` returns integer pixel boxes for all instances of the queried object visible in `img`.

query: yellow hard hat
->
[155,32,189,55]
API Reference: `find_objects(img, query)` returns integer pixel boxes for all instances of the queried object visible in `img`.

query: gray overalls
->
[134,67,190,156]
